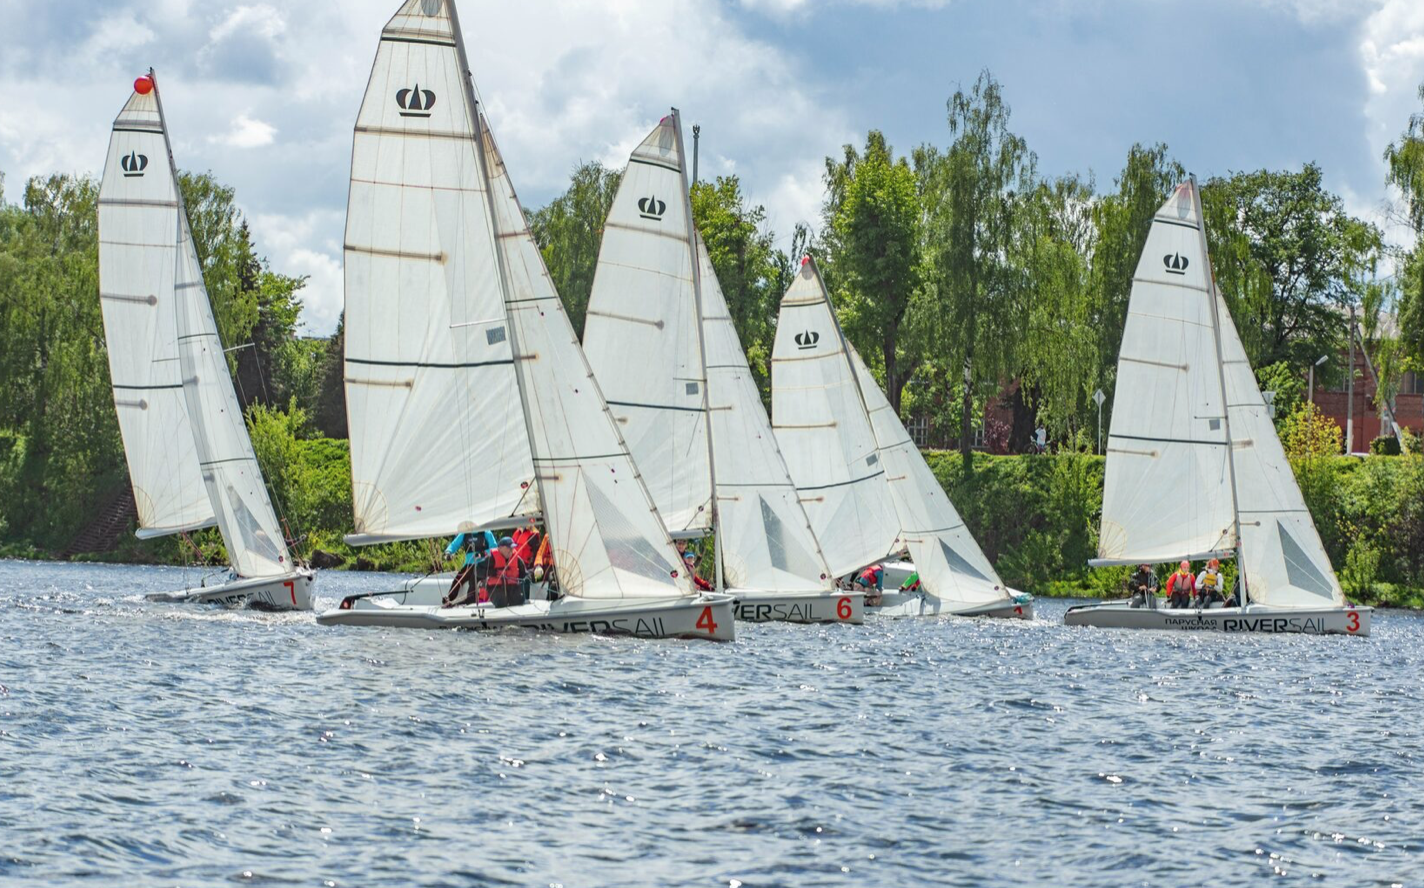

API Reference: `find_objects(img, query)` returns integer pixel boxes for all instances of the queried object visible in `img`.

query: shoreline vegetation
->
[3,71,1423,609]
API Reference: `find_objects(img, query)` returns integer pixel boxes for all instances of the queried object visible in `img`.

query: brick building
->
[1311,356,1424,453]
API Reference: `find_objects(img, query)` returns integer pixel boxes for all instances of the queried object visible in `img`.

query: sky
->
[1,0,1422,336]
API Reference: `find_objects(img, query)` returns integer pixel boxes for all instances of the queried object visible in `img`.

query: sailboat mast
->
[671,108,722,595]
[1192,176,1248,605]
[447,0,543,551]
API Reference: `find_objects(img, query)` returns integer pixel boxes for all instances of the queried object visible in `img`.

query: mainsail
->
[1096,182,1236,565]
[480,115,693,600]
[343,0,535,545]
[582,115,713,536]
[699,234,832,593]
[771,258,901,578]
[98,80,215,538]
[848,345,1008,608]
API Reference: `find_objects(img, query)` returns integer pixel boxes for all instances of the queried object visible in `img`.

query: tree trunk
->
[883,335,899,414]
[960,347,974,473]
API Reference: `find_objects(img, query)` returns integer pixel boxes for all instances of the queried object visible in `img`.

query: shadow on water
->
[0,558,1420,886]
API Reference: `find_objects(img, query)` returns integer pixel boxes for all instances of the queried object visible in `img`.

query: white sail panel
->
[97,84,215,536]
[848,346,1008,607]
[1098,183,1236,564]
[343,0,534,544]
[1216,292,1345,607]
[481,118,693,600]
[700,236,831,593]
[173,213,292,578]
[583,116,712,536]
[771,259,900,578]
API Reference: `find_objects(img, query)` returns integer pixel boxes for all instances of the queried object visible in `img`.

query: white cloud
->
[1359,0,1424,245]
[215,113,277,148]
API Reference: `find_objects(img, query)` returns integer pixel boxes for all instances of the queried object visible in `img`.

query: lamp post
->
[1308,354,1327,408]
[1347,304,1357,453]
[1093,388,1106,454]
[691,124,700,187]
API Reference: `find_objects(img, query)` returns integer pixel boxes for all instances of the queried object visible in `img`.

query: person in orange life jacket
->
[856,563,885,606]
[485,536,529,608]
[1165,561,1195,608]
[443,530,495,607]
[512,526,541,564]
[683,551,712,592]
[1194,558,1225,608]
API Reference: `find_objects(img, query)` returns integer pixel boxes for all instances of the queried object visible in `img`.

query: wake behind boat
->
[98,72,313,611]
[1065,179,1369,637]
[316,0,732,640]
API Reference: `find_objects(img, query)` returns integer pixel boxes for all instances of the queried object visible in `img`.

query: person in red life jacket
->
[1164,560,1195,609]
[856,563,885,606]
[512,526,541,565]
[683,551,712,592]
[484,536,529,608]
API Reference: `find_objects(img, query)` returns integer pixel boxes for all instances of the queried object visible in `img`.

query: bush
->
[1371,435,1402,456]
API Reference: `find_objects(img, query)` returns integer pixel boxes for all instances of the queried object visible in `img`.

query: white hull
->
[146,568,315,611]
[1063,601,1371,636]
[318,589,736,641]
[732,590,864,624]
[870,590,1033,620]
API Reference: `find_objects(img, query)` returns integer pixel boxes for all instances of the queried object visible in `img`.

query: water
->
[1,559,1420,887]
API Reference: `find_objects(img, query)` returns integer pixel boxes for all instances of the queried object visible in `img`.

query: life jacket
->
[512,527,541,563]
[858,565,883,583]
[1200,570,1221,591]
[533,534,552,568]
[1167,572,1193,594]
[485,549,527,588]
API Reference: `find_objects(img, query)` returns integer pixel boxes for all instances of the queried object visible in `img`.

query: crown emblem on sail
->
[120,151,148,177]
[1163,252,1189,275]
[396,84,436,118]
[795,330,819,350]
[637,194,666,220]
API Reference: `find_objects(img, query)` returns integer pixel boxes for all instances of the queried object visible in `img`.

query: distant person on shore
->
[1165,561,1195,609]
[1127,564,1159,609]
[1194,559,1226,608]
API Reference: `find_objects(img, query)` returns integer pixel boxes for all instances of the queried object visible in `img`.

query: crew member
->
[1164,561,1195,609]
[856,563,885,606]
[443,530,494,607]
[1126,564,1158,609]
[1194,559,1226,608]
[683,551,712,592]
[484,536,529,608]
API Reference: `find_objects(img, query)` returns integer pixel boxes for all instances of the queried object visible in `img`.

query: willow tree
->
[1387,81,1424,369]
[821,131,924,413]
[923,71,1036,470]
[530,161,621,336]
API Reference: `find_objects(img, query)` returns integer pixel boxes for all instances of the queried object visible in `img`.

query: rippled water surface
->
[2,559,1421,887]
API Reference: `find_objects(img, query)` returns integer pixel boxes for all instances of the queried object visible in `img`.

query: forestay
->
[97,83,215,538]
[848,346,1008,608]
[582,116,712,536]
[1216,291,1345,607]
[771,258,901,578]
[1097,182,1236,565]
[343,0,535,545]
[481,116,694,601]
[699,235,832,593]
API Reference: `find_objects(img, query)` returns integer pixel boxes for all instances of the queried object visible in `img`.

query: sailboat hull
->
[317,591,736,641]
[870,590,1033,620]
[145,568,315,611]
[732,590,864,624]
[1063,601,1371,636]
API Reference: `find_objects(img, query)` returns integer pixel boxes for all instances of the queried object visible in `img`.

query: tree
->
[1201,165,1384,376]
[313,313,348,438]
[822,132,924,412]
[1386,81,1424,370]
[529,161,621,335]
[690,175,784,395]
[923,71,1037,470]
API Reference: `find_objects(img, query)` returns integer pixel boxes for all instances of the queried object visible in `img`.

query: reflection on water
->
[1,559,1419,886]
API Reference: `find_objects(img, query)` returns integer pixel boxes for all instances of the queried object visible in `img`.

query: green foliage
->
[822,132,924,412]
[529,161,621,335]
[1372,435,1402,456]
[1282,401,1343,460]
[1255,360,1303,432]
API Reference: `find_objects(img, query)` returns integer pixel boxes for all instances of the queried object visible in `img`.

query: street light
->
[1308,354,1328,407]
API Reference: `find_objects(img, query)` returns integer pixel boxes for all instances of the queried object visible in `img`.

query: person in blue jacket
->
[443,530,495,607]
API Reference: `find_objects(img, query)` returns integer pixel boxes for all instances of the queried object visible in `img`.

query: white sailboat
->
[772,257,1029,619]
[1065,179,1370,635]
[98,71,314,610]
[582,114,861,625]
[317,0,733,640]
